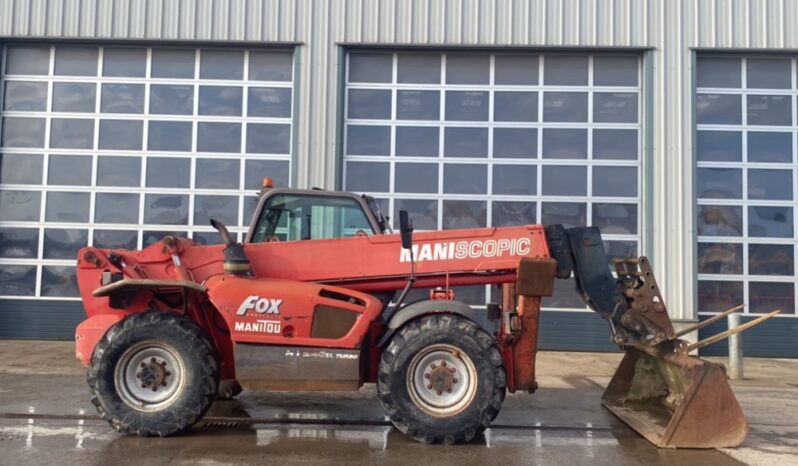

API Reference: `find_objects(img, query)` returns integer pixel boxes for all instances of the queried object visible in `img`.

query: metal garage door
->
[0,44,295,338]
[341,51,642,333]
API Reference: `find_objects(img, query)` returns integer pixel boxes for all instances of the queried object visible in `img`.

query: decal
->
[236,295,283,316]
[399,238,531,263]
[234,320,282,334]
[284,349,359,360]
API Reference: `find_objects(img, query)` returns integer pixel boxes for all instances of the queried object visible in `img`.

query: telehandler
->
[74,179,777,447]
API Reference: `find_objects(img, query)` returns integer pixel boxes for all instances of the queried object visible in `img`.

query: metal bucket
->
[602,346,747,448]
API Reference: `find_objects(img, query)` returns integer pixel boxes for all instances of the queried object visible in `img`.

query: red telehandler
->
[74,180,777,447]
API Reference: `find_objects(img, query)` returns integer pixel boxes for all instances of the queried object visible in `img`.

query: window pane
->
[200,50,244,80]
[196,158,240,189]
[47,154,91,186]
[593,92,637,123]
[101,83,145,114]
[442,200,487,229]
[748,206,793,238]
[604,240,638,264]
[492,165,536,195]
[697,57,741,88]
[150,85,194,115]
[593,166,637,197]
[248,88,292,118]
[244,160,290,189]
[148,121,192,152]
[443,164,487,194]
[696,131,742,162]
[696,168,742,199]
[543,92,588,122]
[542,166,586,196]
[541,202,586,228]
[544,56,588,85]
[445,91,489,121]
[103,47,146,77]
[45,191,90,222]
[151,48,195,79]
[395,163,438,193]
[249,51,293,81]
[749,244,794,276]
[542,277,585,309]
[593,129,637,160]
[144,194,189,224]
[345,162,390,192]
[194,195,239,226]
[492,201,536,226]
[396,127,439,157]
[99,120,143,150]
[0,265,36,296]
[494,128,537,159]
[696,94,742,125]
[50,118,94,149]
[349,53,392,83]
[146,157,190,188]
[43,228,88,259]
[593,56,638,86]
[495,55,538,85]
[94,230,138,250]
[394,199,438,230]
[0,154,43,184]
[592,203,637,235]
[697,242,743,274]
[494,92,538,122]
[747,95,792,126]
[748,131,792,163]
[542,128,587,159]
[398,54,441,84]
[348,89,392,120]
[747,58,791,89]
[443,127,488,157]
[97,156,140,187]
[193,231,223,246]
[697,205,743,237]
[198,86,243,116]
[2,117,46,148]
[5,46,50,75]
[3,81,47,111]
[247,123,291,154]
[0,228,39,258]
[749,282,794,314]
[397,90,440,120]
[445,55,490,85]
[698,280,744,313]
[54,47,98,76]
[0,191,41,221]
[41,265,79,297]
[197,122,241,153]
[95,193,139,224]
[748,169,792,200]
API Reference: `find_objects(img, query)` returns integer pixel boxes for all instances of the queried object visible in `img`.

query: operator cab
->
[246,187,388,243]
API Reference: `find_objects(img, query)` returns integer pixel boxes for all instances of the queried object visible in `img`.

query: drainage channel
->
[0,412,613,432]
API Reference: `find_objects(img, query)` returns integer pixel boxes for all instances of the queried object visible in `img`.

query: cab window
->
[251,194,375,243]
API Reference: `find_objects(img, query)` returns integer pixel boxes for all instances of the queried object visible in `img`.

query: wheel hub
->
[114,341,186,412]
[407,344,478,417]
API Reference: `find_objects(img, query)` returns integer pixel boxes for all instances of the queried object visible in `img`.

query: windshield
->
[251,194,375,243]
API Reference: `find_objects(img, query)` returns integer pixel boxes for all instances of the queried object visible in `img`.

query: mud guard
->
[377,300,487,347]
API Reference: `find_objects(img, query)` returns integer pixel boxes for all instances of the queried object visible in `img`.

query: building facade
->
[0,0,796,356]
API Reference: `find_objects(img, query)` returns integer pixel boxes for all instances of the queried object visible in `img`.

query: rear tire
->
[377,314,506,444]
[87,311,219,436]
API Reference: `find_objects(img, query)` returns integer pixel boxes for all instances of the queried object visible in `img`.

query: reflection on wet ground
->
[0,399,744,466]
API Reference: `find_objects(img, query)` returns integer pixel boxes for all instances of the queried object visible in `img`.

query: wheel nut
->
[140,363,146,368]
[136,373,141,379]
[430,364,436,369]
[165,371,171,377]
[151,357,157,363]
[141,384,147,388]
[436,391,442,396]
[453,379,458,384]
[161,382,167,387]
[151,387,157,392]
[447,388,452,393]
[424,373,430,379]
[441,361,447,368]
[427,384,433,389]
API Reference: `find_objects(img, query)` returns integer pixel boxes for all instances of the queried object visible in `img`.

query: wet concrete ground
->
[0,341,795,465]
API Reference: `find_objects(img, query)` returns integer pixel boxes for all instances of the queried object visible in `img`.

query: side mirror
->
[399,210,413,250]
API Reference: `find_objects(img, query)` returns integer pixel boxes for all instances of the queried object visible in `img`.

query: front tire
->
[377,314,506,444]
[87,311,219,436]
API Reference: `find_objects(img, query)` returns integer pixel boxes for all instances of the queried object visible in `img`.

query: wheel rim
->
[114,340,186,412]
[406,344,478,417]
